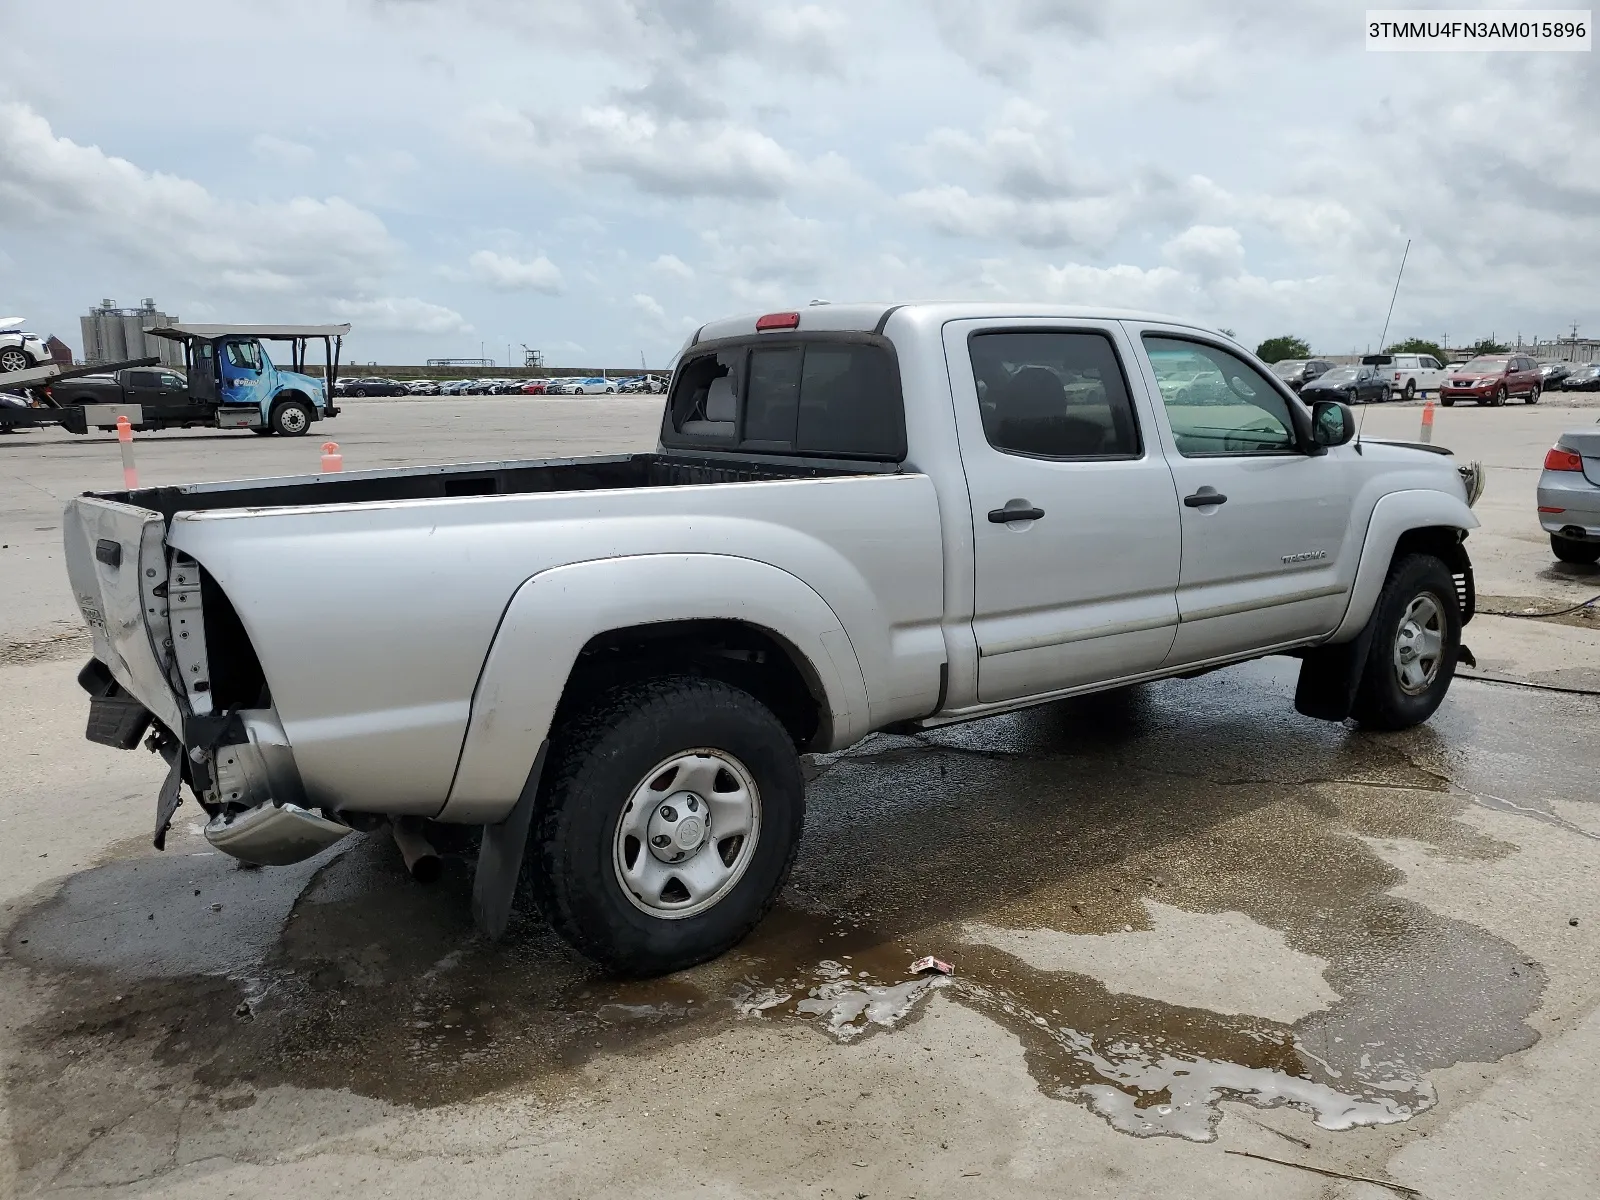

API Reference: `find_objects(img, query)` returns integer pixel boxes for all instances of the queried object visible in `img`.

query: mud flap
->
[1294,623,1379,723]
[471,740,546,941]
[152,749,184,851]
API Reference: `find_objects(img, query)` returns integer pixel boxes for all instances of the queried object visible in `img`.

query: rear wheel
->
[1403,380,1416,401]
[270,399,313,437]
[1379,386,1391,403]
[1526,384,1540,404]
[1352,553,1461,731]
[1551,534,1600,565]
[527,676,805,976]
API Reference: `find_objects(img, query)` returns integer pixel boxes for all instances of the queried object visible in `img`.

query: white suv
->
[0,318,51,376]
[1387,354,1446,400]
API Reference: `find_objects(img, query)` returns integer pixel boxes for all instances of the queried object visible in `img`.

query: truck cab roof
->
[689,302,1227,348]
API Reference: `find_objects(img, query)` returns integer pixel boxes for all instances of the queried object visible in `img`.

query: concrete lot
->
[1,396,1598,1198]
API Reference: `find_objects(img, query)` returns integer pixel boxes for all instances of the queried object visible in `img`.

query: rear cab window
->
[661,334,906,461]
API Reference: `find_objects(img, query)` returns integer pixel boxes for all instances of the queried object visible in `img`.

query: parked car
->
[339,377,408,397]
[1386,354,1448,400]
[64,301,1485,977]
[1269,359,1335,392]
[1537,424,1600,564]
[542,378,574,395]
[1536,361,1572,390]
[1561,364,1600,391]
[518,379,556,395]
[1444,362,1465,374]
[1300,363,1391,405]
[406,379,441,396]
[568,376,618,395]
[0,318,51,376]
[1440,355,1543,406]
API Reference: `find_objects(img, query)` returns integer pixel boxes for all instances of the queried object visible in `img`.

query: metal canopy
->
[146,323,352,341]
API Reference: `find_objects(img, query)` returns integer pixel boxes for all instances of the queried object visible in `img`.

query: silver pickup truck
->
[63,303,1484,976]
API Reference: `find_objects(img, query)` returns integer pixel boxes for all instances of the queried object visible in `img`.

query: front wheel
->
[1551,534,1600,565]
[1352,554,1461,731]
[0,348,30,374]
[1494,385,1508,406]
[527,676,806,976]
[270,399,313,437]
[1441,396,1455,407]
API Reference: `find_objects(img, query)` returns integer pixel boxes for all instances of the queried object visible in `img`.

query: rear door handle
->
[988,505,1046,523]
[1183,491,1228,508]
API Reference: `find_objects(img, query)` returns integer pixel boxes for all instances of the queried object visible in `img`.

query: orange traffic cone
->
[321,441,343,473]
[116,415,138,490]
[1419,396,1435,444]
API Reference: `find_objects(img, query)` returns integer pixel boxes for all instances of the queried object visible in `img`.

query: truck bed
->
[108,452,894,521]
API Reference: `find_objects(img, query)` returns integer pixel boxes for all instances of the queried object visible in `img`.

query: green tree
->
[1467,337,1507,355]
[1255,335,1311,363]
[1385,337,1445,362]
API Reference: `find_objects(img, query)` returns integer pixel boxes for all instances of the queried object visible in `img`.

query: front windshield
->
[1317,367,1358,383]
[1463,358,1507,372]
[1271,360,1306,377]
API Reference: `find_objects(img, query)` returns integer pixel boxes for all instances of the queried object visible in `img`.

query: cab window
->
[224,341,261,369]
[1143,336,1298,457]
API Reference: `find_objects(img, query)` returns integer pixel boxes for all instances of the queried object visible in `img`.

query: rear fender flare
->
[1329,489,1478,642]
[437,553,870,823]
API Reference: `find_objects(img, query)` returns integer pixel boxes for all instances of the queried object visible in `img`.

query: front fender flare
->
[437,553,870,823]
[1329,489,1478,643]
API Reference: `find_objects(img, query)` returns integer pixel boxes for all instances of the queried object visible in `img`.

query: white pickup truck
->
[64,303,1485,976]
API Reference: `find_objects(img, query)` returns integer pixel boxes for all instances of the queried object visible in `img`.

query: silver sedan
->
[1538,423,1600,564]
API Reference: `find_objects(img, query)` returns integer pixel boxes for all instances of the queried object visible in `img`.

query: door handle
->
[988,505,1045,523]
[1183,490,1228,508]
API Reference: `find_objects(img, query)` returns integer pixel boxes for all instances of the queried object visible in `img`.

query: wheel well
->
[272,390,312,410]
[556,619,827,750]
[1392,526,1474,623]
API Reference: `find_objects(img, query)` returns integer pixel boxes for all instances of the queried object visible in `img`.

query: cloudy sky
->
[1,1,1595,366]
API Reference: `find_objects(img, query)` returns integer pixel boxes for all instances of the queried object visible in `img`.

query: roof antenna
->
[1357,237,1410,454]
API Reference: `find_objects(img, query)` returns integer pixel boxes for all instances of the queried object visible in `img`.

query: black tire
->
[1494,385,1508,406]
[270,398,313,437]
[528,675,805,976]
[0,348,30,374]
[1351,553,1461,731]
[1403,380,1416,401]
[1441,396,1455,407]
[1551,534,1600,565]
[1526,385,1540,405]
[353,387,368,397]
[1379,386,1391,403]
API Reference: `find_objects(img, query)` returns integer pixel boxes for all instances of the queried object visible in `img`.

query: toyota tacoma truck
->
[63,303,1485,976]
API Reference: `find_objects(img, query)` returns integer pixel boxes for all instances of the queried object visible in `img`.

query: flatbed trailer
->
[0,357,160,432]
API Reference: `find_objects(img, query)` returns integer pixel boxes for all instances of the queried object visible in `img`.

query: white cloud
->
[652,254,694,279]
[251,134,316,166]
[467,249,565,293]
[332,296,472,335]
[473,101,804,199]
[0,103,395,296]
[632,293,666,319]
[1161,225,1245,281]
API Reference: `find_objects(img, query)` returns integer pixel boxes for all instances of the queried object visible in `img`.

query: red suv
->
[1441,354,1542,407]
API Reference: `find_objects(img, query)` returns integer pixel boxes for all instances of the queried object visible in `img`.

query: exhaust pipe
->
[391,818,442,883]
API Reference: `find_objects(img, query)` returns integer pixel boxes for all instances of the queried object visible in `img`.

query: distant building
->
[79,298,184,367]
[44,336,73,366]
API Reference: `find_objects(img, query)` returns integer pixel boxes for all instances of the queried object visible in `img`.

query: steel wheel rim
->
[1393,592,1446,695]
[280,407,307,433]
[613,748,761,920]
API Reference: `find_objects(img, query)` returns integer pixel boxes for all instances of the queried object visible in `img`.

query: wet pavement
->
[5,656,1596,1194]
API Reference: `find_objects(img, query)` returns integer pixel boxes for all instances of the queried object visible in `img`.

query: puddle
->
[4,659,1574,1186]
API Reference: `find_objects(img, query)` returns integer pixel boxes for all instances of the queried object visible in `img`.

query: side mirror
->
[1312,400,1356,448]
